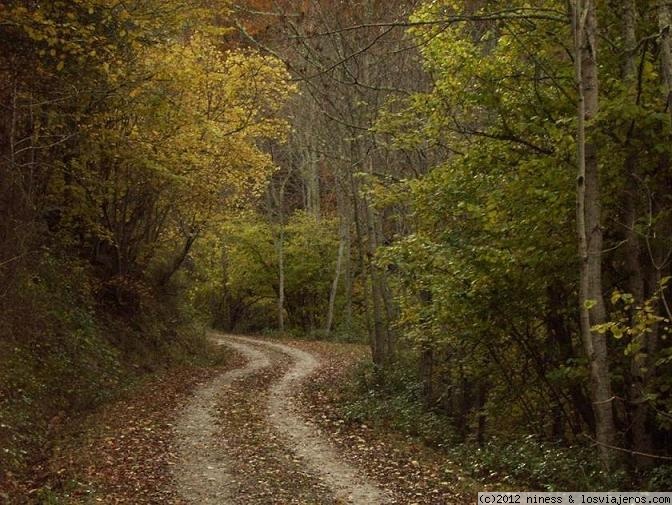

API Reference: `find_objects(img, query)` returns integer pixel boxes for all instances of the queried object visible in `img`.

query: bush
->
[447,435,624,490]
[645,464,672,491]
[0,251,217,479]
[336,358,627,491]
[340,359,457,447]
[0,254,124,476]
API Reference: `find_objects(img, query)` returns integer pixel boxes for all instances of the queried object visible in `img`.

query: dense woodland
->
[3,0,672,494]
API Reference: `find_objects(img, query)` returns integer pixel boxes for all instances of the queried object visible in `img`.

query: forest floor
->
[6,333,482,504]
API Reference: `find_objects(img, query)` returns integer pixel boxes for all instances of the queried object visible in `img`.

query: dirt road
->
[173,333,392,504]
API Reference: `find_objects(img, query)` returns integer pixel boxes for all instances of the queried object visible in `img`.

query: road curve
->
[173,335,270,504]
[227,335,390,505]
[174,333,390,504]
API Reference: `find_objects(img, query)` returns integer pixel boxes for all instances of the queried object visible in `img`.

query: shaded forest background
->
[3,0,672,492]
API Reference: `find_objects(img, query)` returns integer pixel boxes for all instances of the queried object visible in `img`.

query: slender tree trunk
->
[364,193,388,366]
[268,182,287,333]
[573,0,618,469]
[305,142,321,220]
[658,1,672,116]
[621,0,655,466]
[375,211,396,357]
[325,230,345,335]
[349,162,373,346]
[655,3,672,330]
[420,344,434,408]
[277,224,285,333]
[356,49,385,364]
[310,147,321,221]
[337,172,353,329]
[302,103,321,220]
[160,231,198,286]
[342,204,353,330]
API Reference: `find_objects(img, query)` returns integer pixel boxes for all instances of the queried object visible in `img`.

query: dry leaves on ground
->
[291,340,478,505]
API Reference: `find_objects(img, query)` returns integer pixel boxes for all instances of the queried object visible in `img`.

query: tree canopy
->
[3,0,672,490]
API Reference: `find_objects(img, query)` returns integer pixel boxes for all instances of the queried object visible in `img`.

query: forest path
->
[25,335,469,503]
[173,333,392,505]
[173,338,270,503]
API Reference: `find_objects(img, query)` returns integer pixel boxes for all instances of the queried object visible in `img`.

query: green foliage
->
[192,212,343,334]
[593,284,668,344]
[340,360,457,447]
[0,253,121,474]
[0,0,294,481]
[374,142,579,437]
[590,279,672,433]
[337,357,622,490]
[645,465,672,491]
[448,436,622,491]
[368,0,672,475]
[369,0,588,442]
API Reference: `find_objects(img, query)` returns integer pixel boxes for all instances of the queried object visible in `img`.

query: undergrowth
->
[340,360,457,448]
[336,359,669,491]
[0,253,220,488]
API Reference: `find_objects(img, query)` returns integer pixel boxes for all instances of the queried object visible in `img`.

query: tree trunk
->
[349,165,374,348]
[337,173,353,330]
[573,0,618,469]
[375,210,396,357]
[658,1,672,116]
[276,224,285,333]
[325,231,345,335]
[365,193,388,366]
[622,0,655,467]
[160,230,198,287]
[305,141,321,220]
[342,204,353,330]
[267,182,287,334]
[420,344,434,409]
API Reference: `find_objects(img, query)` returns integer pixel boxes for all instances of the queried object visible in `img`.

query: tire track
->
[228,335,391,505]
[173,335,270,504]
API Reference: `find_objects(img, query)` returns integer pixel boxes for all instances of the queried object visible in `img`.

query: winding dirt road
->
[173,333,392,505]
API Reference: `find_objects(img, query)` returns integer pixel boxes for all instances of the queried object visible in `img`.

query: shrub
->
[447,435,624,490]
[336,358,626,491]
[340,359,457,447]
